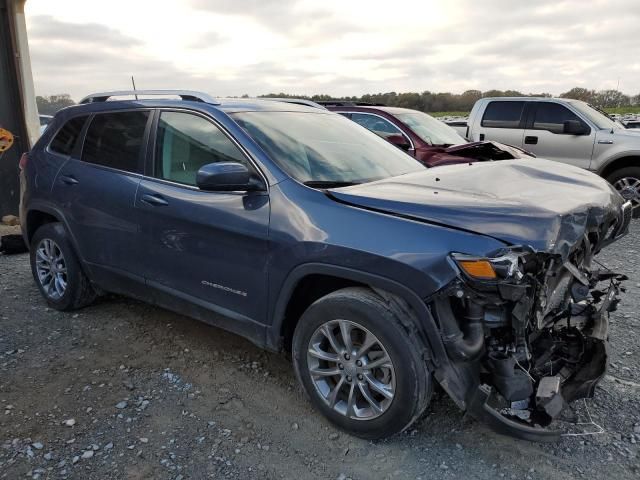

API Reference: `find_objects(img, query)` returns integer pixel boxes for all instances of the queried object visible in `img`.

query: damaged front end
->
[431,202,632,442]
[424,141,534,168]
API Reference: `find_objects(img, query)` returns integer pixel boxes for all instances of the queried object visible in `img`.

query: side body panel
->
[264,178,505,321]
[135,179,271,324]
[593,130,640,173]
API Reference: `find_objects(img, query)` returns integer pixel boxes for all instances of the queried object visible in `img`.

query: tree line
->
[260,88,640,113]
[37,88,640,116]
[36,94,75,115]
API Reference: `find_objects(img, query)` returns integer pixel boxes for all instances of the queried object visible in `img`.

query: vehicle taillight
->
[19,153,28,170]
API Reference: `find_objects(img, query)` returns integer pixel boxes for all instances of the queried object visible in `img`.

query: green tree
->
[257,88,638,115]
[559,87,597,103]
[593,90,630,108]
[36,94,75,115]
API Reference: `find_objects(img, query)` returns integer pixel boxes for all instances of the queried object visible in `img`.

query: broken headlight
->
[451,249,528,282]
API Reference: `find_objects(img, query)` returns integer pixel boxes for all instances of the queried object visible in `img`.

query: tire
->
[606,166,640,212]
[30,222,96,311]
[292,287,432,440]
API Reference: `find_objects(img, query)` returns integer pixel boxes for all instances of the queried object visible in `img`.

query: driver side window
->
[155,111,249,186]
[350,113,404,140]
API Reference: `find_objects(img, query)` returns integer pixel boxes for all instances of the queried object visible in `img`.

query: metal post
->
[0,0,39,217]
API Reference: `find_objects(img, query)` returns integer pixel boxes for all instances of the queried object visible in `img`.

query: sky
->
[24,0,640,101]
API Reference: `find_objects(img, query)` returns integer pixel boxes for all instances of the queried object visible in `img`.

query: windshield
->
[569,100,622,130]
[393,111,466,146]
[231,111,424,185]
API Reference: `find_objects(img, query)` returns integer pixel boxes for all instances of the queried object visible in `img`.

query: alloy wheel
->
[614,176,640,207]
[35,238,67,300]
[307,319,396,420]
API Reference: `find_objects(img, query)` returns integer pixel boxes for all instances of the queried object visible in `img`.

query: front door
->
[136,110,270,323]
[522,102,595,169]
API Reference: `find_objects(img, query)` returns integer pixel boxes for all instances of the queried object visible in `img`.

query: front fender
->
[267,262,450,368]
[594,149,640,175]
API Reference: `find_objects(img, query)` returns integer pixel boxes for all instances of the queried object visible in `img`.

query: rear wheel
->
[607,166,640,211]
[292,287,432,439]
[30,222,96,311]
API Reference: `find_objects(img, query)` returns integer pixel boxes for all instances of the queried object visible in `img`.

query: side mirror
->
[196,162,260,192]
[386,133,411,151]
[563,120,590,136]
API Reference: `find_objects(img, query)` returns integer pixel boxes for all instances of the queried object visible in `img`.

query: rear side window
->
[155,111,249,186]
[82,111,149,173]
[481,101,525,129]
[49,116,87,155]
[532,103,584,134]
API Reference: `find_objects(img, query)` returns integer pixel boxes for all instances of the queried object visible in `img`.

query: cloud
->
[25,0,640,99]
[188,30,226,49]
[189,0,363,45]
[28,15,182,99]
[28,15,140,47]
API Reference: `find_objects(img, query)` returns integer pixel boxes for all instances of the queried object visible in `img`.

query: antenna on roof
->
[131,76,138,100]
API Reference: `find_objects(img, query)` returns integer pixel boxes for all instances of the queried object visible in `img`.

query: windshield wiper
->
[303,181,360,189]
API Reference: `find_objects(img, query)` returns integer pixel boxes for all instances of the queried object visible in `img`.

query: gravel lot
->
[1,222,639,480]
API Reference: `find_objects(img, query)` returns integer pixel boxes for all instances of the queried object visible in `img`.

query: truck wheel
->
[292,287,432,439]
[607,166,640,211]
[30,222,96,311]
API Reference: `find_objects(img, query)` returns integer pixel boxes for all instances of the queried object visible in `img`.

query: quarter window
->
[154,111,248,186]
[532,103,586,134]
[82,111,149,173]
[481,101,525,129]
[49,116,87,155]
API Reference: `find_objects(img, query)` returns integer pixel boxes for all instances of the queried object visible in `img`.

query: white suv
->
[467,97,640,214]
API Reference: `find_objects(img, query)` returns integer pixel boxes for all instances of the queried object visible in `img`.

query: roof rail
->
[79,90,221,105]
[316,101,386,107]
[316,101,356,107]
[264,98,327,109]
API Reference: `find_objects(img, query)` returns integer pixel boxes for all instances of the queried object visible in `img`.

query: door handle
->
[60,175,79,185]
[140,193,169,206]
[479,133,485,141]
[524,136,538,145]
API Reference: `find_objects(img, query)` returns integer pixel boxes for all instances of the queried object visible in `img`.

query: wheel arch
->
[25,207,62,243]
[598,154,640,179]
[24,203,84,261]
[267,263,449,368]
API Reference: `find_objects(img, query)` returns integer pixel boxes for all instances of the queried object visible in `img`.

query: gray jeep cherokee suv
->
[19,90,630,441]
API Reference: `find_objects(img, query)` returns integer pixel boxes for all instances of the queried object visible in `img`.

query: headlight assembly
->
[451,250,525,281]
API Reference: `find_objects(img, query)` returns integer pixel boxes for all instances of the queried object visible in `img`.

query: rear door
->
[476,100,526,148]
[51,110,150,281]
[135,109,270,323]
[522,102,595,168]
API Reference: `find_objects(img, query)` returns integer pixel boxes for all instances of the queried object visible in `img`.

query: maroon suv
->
[321,102,530,167]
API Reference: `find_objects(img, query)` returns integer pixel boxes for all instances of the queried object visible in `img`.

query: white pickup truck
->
[467,97,640,213]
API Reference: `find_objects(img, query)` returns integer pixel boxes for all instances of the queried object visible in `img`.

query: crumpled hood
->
[329,159,627,258]
[418,141,532,168]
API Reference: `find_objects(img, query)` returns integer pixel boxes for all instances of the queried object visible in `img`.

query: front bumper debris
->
[465,276,623,441]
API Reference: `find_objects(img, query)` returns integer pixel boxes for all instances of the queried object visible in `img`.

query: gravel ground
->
[1,222,639,480]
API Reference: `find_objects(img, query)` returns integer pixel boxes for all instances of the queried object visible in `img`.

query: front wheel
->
[292,287,432,439]
[607,166,640,213]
